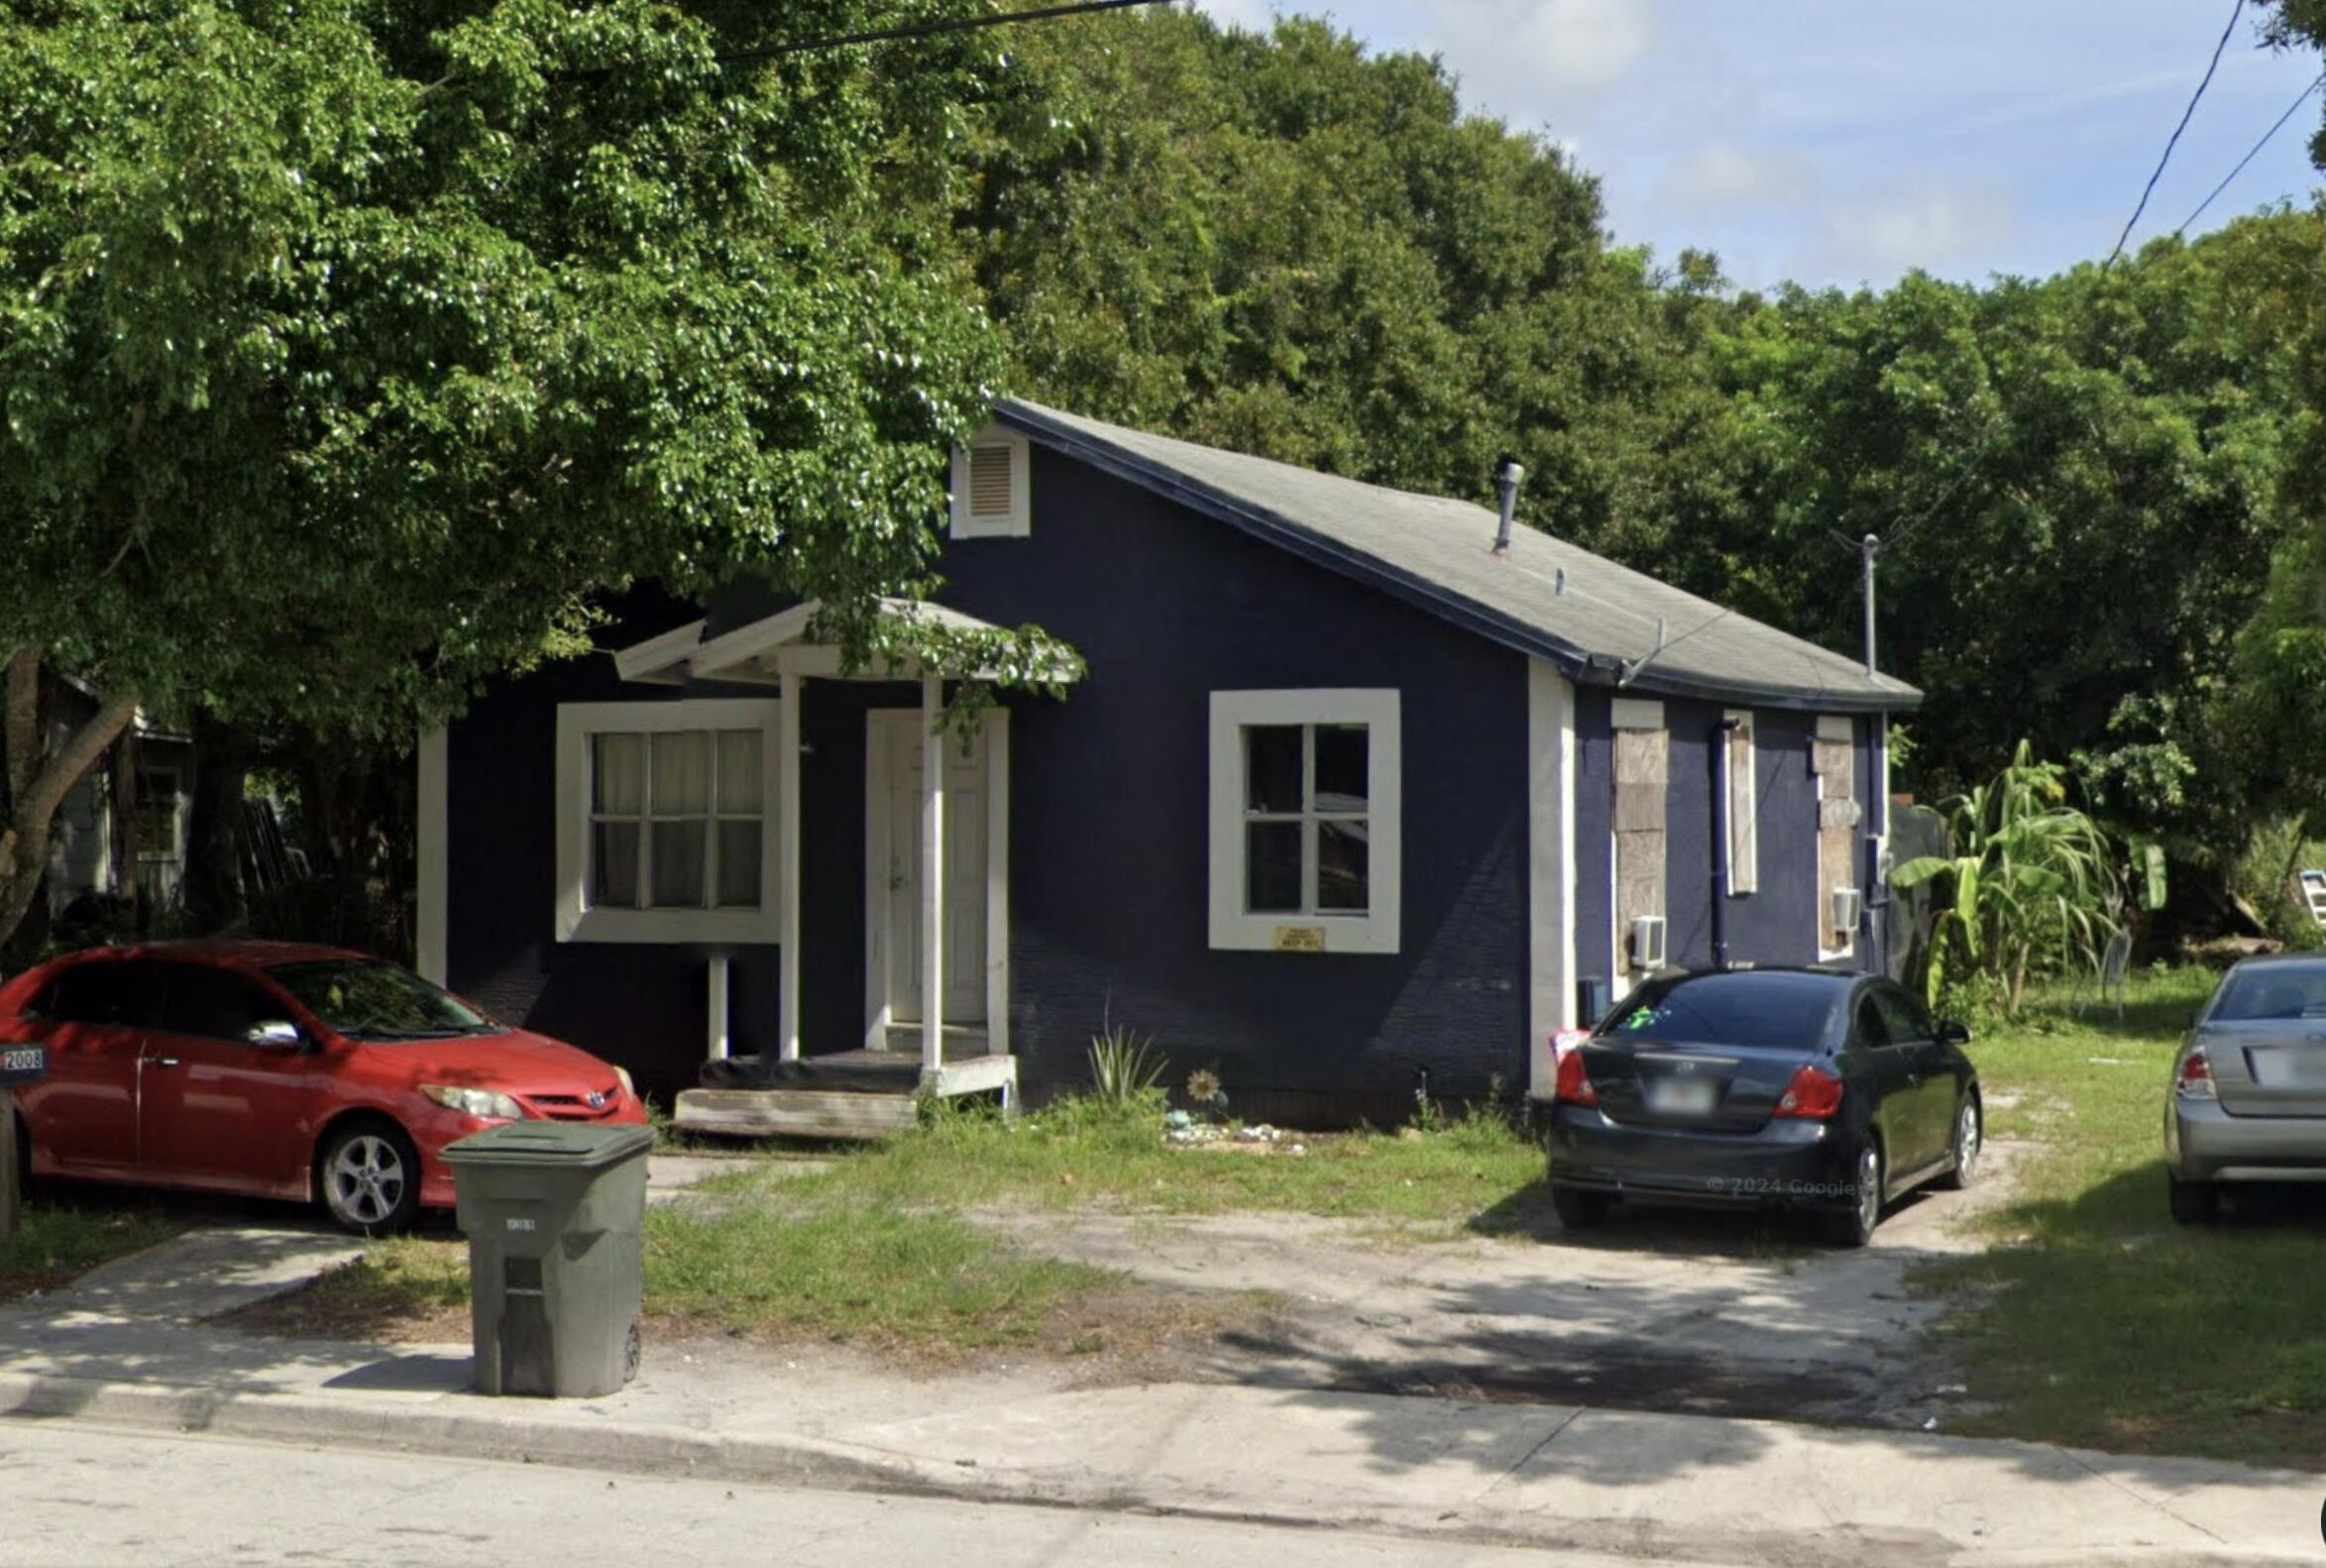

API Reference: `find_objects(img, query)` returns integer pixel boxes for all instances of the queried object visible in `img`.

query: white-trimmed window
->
[1208,689,1400,954]
[555,700,782,944]
[1723,711,1758,896]
[949,425,1031,538]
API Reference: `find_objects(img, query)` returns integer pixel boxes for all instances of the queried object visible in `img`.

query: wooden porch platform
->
[673,1048,1017,1141]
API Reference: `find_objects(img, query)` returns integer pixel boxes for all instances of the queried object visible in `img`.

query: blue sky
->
[1185,0,2326,290]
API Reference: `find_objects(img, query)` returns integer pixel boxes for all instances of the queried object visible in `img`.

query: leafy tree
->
[0,0,1055,952]
[953,9,1715,534]
[1619,223,2303,860]
[1893,741,2123,1017]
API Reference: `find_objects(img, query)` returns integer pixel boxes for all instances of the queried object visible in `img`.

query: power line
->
[2106,0,2246,267]
[2173,69,2325,236]
[717,0,1177,64]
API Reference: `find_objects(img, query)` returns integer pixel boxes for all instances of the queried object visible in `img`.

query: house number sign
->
[1272,927,1327,953]
[0,1045,47,1087]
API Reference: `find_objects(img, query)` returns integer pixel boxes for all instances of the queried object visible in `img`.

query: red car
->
[0,941,646,1233]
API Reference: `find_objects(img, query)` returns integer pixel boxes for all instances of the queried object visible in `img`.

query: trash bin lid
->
[440,1122,654,1170]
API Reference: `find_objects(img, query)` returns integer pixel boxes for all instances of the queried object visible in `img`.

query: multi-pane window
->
[588,729,763,912]
[1208,690,1401,954]
[1240,724,1371,915]
[555,699,781,945]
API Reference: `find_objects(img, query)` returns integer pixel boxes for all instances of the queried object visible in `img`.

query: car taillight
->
[1772,1064,1844,1119]
[2175,1045,2217,1100]
[1554,1046,1599,1107]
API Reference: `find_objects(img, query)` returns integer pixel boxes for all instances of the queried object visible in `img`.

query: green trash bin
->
[440,1122,655,1398]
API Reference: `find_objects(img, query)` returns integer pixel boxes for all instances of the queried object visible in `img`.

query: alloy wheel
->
[326,1133,408,1230]
[1854,1143,1882,1238]
[1953,1101,1981,1184]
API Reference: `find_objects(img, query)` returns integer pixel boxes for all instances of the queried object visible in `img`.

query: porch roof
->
[612,597,1061,687]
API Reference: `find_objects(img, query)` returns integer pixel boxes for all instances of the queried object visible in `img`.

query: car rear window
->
[1602,972,1847,1050]
[2211,966,2326,1022]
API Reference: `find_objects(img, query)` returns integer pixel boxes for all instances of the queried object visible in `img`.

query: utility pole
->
[1860,533,1879,677]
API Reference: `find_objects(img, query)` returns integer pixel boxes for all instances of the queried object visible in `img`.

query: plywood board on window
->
[1614,729,1668,785]
[1818,739,1857,951]
[1612,728,1667,974]
[1613,782,1665,834]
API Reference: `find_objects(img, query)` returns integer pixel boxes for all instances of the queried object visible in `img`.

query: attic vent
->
[950,427,1030,538]
[968,444,1015,517]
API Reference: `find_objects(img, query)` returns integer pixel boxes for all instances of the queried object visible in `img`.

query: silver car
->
[2165,955,2326,1222]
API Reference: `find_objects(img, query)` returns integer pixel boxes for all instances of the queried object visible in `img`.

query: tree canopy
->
[0,0,1033,944]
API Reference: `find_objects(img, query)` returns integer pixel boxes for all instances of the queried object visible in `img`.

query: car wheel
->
[1935,1095,1981,1191]
[1824,1139,1884,1248]
[317,1120,421,1236]
[2167,1174,2218,1226]
[1552,1186,1612,1230]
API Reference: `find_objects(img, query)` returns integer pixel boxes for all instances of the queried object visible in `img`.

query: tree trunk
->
[184,708,256,932]
[0,648,141,955]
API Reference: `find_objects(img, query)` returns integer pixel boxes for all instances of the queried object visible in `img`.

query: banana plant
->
[1894,740,2123,1016]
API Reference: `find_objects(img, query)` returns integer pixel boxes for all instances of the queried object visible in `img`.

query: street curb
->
[0,1371,947,1497]
[0,1370,2310,1568]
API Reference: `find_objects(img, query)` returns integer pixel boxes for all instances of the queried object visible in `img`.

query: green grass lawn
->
[1921,964,2326,1468]
[0,1204,184,1301]
[252,1102,1545,1354]
[800,1096,1548,1230]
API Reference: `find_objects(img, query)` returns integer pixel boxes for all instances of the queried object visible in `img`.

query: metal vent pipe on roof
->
[1493,457,1524,554]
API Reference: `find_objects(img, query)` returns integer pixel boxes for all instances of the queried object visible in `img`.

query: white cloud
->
[1811,182,2022,283]
[1506,0,1656,101]
[1659,141,1822,213]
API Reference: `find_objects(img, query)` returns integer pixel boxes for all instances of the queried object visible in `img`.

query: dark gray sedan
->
[2165,954,2326,1222]
[1546,968,1982,1246]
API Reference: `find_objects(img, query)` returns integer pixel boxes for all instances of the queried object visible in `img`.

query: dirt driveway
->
[985,1139,2026,1433]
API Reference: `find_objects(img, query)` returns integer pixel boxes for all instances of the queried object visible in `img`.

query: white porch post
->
[779,671,803,1062]
[921,675,945,1076]
[706,954,730,1061]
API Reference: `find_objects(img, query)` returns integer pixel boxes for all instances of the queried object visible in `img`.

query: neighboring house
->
[419,400,1921,1123]
[46,679,196,918]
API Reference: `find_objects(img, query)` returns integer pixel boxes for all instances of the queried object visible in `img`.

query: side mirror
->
[247,1020,303,1051]
[1937,1020,1973,1047]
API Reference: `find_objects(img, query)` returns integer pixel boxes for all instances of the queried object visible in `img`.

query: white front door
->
[867,710,988,1033]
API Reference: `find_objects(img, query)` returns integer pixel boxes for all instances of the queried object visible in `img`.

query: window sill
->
[556,907,780,946]
[1208,912,1399,955]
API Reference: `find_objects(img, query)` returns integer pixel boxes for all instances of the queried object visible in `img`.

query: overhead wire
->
[2172,69,2325,235]
[2106,0,2247,266]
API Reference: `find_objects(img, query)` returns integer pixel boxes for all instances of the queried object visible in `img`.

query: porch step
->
[674,1053,1017,1143]
[674,1087,919,1142]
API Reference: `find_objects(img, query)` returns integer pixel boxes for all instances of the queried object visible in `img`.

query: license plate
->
[1646,1075,1718,1116]
[0,1044,46,1087]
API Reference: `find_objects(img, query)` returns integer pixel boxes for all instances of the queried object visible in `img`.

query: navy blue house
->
[416,401,1921,1126]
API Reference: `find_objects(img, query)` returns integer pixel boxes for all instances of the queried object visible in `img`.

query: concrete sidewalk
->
[0,1221,2318,1567]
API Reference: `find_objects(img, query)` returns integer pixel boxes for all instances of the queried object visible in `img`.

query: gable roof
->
[993,400,1919,713]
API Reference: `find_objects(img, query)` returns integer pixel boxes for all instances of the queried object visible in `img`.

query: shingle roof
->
[996,399,1920,713]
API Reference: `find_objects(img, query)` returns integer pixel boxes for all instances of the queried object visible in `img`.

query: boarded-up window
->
[1724,713,1757,896]
[1612,710,1666,977]
[1813,718,1860,953]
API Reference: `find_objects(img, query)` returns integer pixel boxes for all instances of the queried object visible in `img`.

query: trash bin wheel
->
[317,1117,422,1236]
[623,1319,642,1385]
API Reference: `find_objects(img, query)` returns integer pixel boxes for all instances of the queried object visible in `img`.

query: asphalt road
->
[0,1420,1725,1568]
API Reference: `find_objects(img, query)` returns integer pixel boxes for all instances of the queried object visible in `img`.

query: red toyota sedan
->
[0,941,647,1233]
